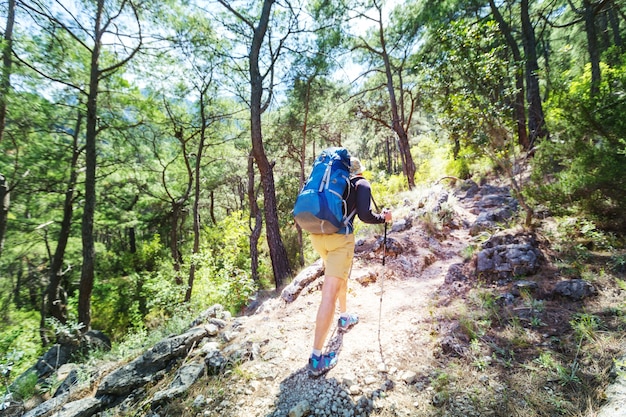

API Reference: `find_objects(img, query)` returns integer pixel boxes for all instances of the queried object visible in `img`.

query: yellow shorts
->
[310,233,355,280]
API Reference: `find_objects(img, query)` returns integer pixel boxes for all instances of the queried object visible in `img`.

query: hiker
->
[308,156,392,377]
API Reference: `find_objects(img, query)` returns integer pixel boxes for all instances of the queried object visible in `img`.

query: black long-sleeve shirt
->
[339,177,385,234]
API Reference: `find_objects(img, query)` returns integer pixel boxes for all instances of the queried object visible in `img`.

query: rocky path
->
[210,190,477,417]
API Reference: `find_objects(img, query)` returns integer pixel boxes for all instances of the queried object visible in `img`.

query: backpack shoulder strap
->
[350,176,380,211]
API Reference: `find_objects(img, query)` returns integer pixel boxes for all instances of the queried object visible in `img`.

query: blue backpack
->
[293,147,355,234]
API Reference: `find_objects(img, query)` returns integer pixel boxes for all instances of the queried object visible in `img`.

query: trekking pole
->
[377,219,388,372]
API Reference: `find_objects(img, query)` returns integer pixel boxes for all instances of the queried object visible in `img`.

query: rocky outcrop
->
[552,278,597,300]
[280,259,324,303]
[475,232,543,282]
[96,326,209,397]
[19,305,250,417]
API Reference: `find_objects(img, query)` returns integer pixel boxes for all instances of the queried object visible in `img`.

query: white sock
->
[312,349,322,357]
[340,312,349,319]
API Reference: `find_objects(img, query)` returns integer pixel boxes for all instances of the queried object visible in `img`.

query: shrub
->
[532,61,626,234]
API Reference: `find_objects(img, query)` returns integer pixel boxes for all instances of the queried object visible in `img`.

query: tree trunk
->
[185,88,209,302]
[169,202,184,285]
[0,175,8,258]
[249,0,291,288]
[521,0,548,147]
[376,9,416,189]
[0,0,14,145]
[0,0,15,258]
[607,4,622,48]
[44,111,83,332]
[128,227,136,253]
[78,0,105,331]
[248,152,262,282]
[489,0,529,150]
[584,0,602,96]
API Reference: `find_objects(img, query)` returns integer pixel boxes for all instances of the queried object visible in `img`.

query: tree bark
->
[0,0,14,145]
[0,0,15,258]
[607,4,622,48]
[78,0,105,331]
[44,111,83,334]
[185,86,210,302]
[0,175,8,259]
[489,0,530,150]
[376,7,416,189]
[248,152,262,282]
[584,0,602,96]
[521,0,548,147]
[249,0,292,288]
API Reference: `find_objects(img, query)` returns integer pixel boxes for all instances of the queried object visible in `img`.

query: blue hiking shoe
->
[308,352,337,377]
[338,313,359,332]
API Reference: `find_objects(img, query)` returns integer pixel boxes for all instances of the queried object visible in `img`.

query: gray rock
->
[22,393,70,417]
[289,400,311,417]
[54,368,79,397]
[96,326,208,396]
[552,279,596,300]
[598,357,626,417]
[205,350,229,376]
[50,397,101,417]
[281,259,324,303]
[391,218,411,233]
[475,233,542,281]
[152,360,205,404]
[445,263,467,284]
[190,304,226,327]
[511,280,539,296]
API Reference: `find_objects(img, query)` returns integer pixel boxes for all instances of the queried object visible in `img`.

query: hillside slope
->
[15,180,626,417]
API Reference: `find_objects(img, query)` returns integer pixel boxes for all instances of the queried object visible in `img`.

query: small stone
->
[364,376,377,385]
[401,370,417,384]
[204,323,219,336]
[342,373,357,387]
[193,395,205,408]
[349,385,362,395]
[249,380,261,392]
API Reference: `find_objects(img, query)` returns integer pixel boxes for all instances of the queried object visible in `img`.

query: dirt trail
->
[220,190,478,417]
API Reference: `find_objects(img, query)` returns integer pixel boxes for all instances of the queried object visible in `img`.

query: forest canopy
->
[1,0,625,383]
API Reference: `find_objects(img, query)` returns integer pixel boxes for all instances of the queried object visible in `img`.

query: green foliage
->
[413,134,454,183]
[1,350,24,394]
[189,212,260,314]
[89,234,180,339]
[549,217,618,264]
[570,313,601,343]
[8,370,38,401]
[369,173,407,207]
[420,19,517,155]
[45,318,84,345]
[0,311,42,386]
[611,255,626,274]
[533,61,626,233]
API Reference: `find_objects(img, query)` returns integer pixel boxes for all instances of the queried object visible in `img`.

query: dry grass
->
[427,240,626,416]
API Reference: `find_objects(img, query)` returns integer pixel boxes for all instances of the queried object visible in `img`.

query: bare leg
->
[313,275,343,350]
[337,277,348,314]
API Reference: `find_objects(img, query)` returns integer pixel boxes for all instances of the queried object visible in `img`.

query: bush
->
[532,61,626,234]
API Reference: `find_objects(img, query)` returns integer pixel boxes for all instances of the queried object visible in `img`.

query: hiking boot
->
[308,352,337,377]
[338,313,359,332]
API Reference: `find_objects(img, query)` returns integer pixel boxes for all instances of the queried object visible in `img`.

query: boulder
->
[281,259,324,303]
[552,279,596,300]
[151,360,206,405]
[96,326,208,397]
